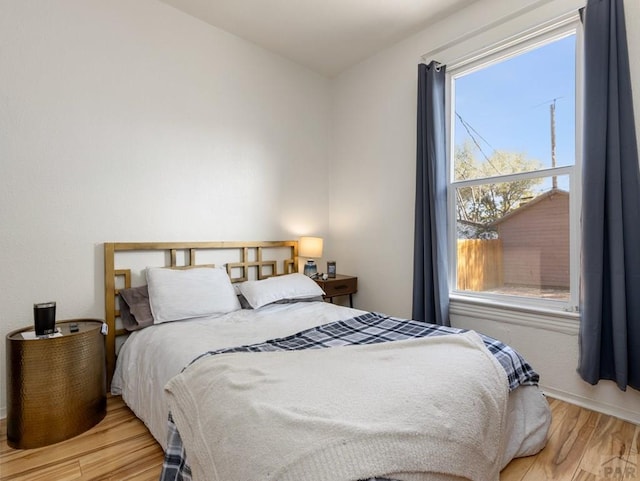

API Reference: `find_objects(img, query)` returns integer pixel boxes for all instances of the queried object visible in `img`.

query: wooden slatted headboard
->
[103,241,299,386]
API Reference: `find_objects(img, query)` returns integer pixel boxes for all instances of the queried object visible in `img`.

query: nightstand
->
[314,274,358,308]
[6,319,107,449]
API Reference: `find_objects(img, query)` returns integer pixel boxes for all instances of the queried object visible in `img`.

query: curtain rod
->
[420,1,578,69]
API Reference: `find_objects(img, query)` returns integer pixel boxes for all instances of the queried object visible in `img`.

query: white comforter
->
[111,302,367,449]
[112,302,551,468]
[165,331,509,481]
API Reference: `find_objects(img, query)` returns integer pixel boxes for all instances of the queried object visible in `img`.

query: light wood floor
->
[0,396,637,480]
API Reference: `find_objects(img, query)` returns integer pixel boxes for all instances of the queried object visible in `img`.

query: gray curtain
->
[412,61,450,326]
[578,0,640,391]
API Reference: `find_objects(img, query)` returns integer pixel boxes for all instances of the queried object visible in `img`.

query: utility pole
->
[550,99,557,190]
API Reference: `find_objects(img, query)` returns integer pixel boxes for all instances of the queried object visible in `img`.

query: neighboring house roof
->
[457,220,482,238]
[491,188,569,226]
[457,219,497,239]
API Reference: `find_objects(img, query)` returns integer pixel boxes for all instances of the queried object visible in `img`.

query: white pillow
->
[146,267,241,324]
[238,273,325,309]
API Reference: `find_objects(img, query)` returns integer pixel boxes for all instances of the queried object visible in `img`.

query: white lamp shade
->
[299,236,323,258]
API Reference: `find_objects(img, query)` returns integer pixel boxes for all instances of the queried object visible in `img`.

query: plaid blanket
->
[160,312,539,481]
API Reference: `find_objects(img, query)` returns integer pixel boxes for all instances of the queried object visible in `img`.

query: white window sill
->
[449,294,580,335]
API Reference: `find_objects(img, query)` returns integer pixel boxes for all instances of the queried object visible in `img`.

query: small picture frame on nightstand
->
[327,261,336,278]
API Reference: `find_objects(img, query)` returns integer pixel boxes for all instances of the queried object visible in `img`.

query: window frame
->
[445,14,583,313]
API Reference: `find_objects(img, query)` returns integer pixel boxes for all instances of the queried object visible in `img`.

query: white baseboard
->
[542,385,640,425]
[0,406,5,420]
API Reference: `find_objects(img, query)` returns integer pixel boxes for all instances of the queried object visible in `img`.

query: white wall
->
[0,0,330,415]
[329,0,640,422]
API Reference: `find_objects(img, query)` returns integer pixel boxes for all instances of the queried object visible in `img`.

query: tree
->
[455,141,544,226]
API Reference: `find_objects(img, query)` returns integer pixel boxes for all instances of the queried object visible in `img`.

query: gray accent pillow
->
[119,285,154,331]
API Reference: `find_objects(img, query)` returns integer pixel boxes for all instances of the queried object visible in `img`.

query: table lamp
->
[299,236,323,277]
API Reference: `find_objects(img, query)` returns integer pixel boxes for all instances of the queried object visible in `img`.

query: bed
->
[104,241,551,481]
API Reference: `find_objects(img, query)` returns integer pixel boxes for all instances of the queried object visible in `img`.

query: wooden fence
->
[457,239,503,291]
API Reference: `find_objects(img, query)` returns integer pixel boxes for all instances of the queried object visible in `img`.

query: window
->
[448,17,581,310]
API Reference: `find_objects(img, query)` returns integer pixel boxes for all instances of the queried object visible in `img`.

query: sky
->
[453,33,576,189]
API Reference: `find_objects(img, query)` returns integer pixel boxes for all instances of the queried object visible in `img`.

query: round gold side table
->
[6,319,107,449]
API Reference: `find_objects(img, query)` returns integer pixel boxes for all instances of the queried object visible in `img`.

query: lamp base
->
[303,260,317,277]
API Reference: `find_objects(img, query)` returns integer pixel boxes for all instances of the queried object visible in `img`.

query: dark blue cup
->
[34,302,56,336]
